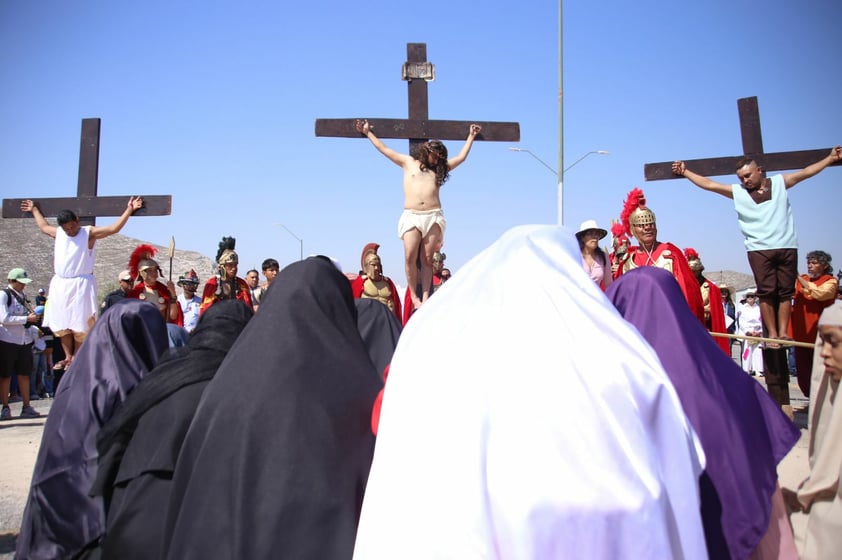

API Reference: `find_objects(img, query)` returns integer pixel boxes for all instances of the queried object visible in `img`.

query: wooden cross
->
[643,96,840,181]
[2,118,172,225]
[315,43,520,154]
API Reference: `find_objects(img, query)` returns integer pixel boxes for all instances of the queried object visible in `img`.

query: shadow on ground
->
[0,532,17,554]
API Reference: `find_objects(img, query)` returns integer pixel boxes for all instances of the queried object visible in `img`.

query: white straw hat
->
[575,220,608,240]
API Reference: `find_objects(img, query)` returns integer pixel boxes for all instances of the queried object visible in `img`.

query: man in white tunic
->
[20,197,143,368]
[354,225,709,559]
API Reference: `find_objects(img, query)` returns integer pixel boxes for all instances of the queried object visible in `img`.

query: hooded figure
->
[789,300,842,559]
[607,267,800,560]
[16,300,168,560]
[354,297,402,379]
[354,225,708,559]
[88,300,254,559]
[162,257,382,559]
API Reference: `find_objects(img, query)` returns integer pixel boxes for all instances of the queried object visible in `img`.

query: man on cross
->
[355,119,481,310]
[20,196,144,368]
[672,146,841,345]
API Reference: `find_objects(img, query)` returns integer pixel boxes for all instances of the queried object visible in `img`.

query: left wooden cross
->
[2,118,172,225]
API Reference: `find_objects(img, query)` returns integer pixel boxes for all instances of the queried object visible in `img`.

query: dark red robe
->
[199,277,253,315]
[127,282,184,327]
[702,276,731,355]
[790,274,837,396]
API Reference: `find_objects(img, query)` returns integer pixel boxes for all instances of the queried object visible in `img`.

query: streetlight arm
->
[509,148,556,176]
[275,223,304,261]
[564,150,609,173]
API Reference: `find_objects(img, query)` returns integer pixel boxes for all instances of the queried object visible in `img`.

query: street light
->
[275,223,303,261]
[509,148,609,225]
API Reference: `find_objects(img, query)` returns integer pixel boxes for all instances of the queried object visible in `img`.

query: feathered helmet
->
[129,244,159,280]
[216,236,238,266]
[360,243,380,272]
[684,248,704,274]
[617,188,656,242]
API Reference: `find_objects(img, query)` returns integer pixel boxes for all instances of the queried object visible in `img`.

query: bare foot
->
[411,297,423,310]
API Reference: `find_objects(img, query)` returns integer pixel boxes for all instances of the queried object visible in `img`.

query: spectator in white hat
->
[576,219,613,290]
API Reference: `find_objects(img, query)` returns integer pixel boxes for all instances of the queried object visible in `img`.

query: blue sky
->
[2,1,840,289]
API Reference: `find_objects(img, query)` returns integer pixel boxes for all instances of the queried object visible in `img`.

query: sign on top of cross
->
[315,43,520,154]
[2,118,172,225]
[644,96,840,181]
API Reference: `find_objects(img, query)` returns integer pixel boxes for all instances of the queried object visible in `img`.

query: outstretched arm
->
[671,161,733,199]
[355,120,411,167]
[20,200,57,238]
[783,145,841,188]
[447,124,481,170]
[90,196,143,240]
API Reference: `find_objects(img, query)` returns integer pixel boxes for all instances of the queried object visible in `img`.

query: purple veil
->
[607,267,799,560]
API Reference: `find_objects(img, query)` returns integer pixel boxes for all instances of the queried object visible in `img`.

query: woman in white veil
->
[354,225,708,559]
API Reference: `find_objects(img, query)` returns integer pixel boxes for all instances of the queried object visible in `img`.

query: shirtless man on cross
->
[355,119,481,309]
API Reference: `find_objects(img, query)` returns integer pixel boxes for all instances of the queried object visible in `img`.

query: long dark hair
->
[578,236,607,265]
[415,140,449,187]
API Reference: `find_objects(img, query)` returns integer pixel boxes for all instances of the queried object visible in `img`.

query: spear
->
[167,236,175,282]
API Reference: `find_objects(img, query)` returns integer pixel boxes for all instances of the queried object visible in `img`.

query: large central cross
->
[643,96,840,180]
[315,43,520,154]
[2,118,172,225]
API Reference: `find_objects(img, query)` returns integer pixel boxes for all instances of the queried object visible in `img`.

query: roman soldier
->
[351,243,402,321]
[127,244,183,326]
[684,248,730,354]
[612,188,705,324]
[200,236,253,315]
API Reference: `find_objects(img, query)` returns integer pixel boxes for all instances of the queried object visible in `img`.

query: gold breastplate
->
[362,278,394,311]
[622,247,675,274]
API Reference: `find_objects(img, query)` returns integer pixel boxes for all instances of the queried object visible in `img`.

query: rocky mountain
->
[0,218,214,303]
[705,270,756,293]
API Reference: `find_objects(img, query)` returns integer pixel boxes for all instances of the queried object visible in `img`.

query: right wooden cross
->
[643,96,840,181]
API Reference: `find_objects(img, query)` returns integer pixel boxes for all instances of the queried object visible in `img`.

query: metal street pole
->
[559,0,564,226]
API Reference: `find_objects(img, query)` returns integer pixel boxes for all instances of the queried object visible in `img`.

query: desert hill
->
[0,218,214,303]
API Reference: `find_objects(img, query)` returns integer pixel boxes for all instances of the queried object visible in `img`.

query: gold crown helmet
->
[629,205,656,227]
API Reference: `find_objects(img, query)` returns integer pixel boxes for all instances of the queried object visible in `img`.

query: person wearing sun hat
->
[576,219,612,290]
[1,268,41,420]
